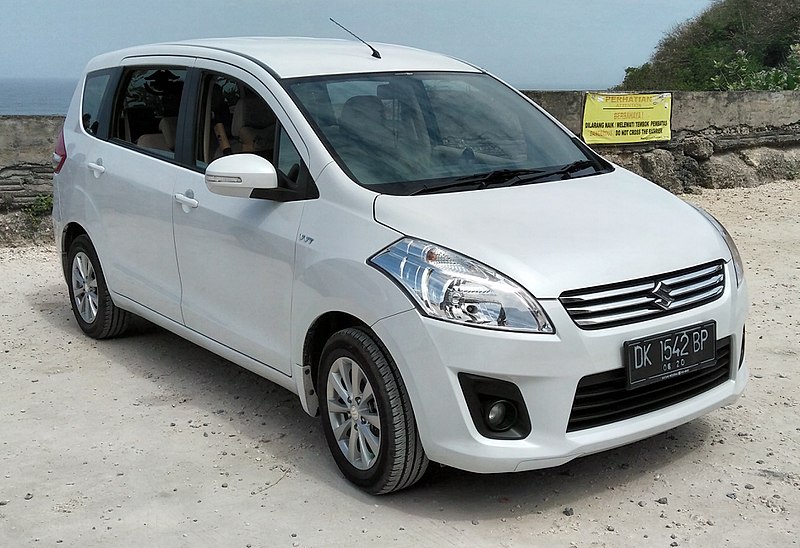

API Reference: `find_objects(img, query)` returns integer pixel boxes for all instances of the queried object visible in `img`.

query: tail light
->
[53,126,66,174]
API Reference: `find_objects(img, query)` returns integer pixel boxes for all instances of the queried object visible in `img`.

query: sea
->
[0,78,77,115]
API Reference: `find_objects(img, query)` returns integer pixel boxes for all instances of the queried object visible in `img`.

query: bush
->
[619,0,800,90]
[711,45,800,90]
[24,194,53,230]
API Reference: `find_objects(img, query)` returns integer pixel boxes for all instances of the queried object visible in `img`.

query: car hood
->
[373,168,731,298]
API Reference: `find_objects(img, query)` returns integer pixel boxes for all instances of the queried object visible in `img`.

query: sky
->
[1,0,715,90]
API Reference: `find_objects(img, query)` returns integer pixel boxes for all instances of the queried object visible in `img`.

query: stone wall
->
[0,116,62,210]
[524,91,800,193]
[1,91,800,209]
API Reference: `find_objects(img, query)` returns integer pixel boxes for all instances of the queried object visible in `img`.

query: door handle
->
[87,160,105,178]
[174,193,199,209]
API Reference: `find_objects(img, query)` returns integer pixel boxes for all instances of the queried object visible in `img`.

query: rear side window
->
[111,68,187,159]
[81,72,111,137]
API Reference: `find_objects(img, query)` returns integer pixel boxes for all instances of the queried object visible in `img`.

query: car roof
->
[85,37,481,79]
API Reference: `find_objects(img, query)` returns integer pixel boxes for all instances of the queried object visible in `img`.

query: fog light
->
[458,373,531,440]
[485,399,517,432]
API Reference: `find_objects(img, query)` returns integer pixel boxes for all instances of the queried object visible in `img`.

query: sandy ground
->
[1,181,798,547]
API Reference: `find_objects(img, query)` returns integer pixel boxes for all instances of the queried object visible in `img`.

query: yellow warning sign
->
[582,93,672,145]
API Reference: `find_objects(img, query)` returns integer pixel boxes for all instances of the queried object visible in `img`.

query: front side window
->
[196,73,307,189]
[289,72,607,195]
[111,67,187,159]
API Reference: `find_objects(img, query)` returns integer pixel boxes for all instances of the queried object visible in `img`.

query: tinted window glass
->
[276,126,303,189]
[82,72,111,137]
[196,72,307,190]
[112,68,187,159]
[195,74,277,168]
[290,72,600,194]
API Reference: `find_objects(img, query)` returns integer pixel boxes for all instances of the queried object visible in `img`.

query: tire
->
[66,235,130,339]
[318,327,429,494]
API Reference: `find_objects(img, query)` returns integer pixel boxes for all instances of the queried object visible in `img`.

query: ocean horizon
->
[0,78,77,115]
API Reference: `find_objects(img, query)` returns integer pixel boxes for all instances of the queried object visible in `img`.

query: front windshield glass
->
[288,72,606,195]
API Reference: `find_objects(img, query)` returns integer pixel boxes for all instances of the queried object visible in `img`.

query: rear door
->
[87,58,194,322]
[172,61,315,375]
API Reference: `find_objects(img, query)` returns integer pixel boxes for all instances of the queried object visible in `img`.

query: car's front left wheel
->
[318,327,429,494]
[66,234,130,339]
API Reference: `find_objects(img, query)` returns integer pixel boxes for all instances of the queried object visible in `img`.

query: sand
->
[1,181,798,546]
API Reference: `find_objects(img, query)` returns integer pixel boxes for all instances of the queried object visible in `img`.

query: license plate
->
[624,321,716,389]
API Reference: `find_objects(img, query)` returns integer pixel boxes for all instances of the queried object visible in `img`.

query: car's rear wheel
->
[318,327,428,494]
[67,235,130,339]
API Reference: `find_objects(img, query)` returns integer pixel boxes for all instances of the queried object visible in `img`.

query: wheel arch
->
[60,222,89,278]
[300,311,370,416]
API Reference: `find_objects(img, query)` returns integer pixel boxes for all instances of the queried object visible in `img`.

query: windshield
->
[287,72,608,195]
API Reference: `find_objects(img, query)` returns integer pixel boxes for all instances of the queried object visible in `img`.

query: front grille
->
[566,337,731,432]
[560,261,725,330]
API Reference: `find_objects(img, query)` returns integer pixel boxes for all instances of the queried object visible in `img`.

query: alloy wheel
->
[71,251,98,324]
[326,356,382,470]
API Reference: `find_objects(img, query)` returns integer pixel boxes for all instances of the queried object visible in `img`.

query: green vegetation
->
[619,0,800,91]
[25,194,53,229]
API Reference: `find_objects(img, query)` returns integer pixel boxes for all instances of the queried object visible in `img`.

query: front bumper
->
[371,262,748,473]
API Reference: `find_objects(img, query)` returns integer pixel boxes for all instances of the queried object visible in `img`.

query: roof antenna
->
[329,18,381,59]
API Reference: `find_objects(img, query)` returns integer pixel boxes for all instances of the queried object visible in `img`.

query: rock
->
[656,497,668,505]
[745,484,755,490]
[676,153,702,189]
[699,154,759,188]
[603,152,641,173]
[740,148,800,180]
[563,507,574,516]
[638,149,683,193]
[24,493,33,500]
[683,185,703,195]
[683,136,714,160]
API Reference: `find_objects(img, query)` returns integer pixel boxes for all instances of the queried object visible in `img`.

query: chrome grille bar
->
[560,262,726,329]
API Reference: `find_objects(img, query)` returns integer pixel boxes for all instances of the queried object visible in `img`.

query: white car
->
[52,37,748,494]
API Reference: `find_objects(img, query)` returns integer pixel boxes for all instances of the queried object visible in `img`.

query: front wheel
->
[66,235,130,339]
[318,327,428,494]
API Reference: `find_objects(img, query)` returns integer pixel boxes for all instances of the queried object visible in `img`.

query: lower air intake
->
[567,337,731,432]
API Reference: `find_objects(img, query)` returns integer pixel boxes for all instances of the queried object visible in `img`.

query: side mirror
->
[205,154,278,198]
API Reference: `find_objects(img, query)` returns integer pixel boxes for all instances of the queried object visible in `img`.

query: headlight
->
[692,205,745,287]
[370,238,554,333]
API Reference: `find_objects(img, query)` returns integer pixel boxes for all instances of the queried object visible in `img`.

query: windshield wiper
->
[505,160,597,186]
[408,161,599,196]
[409,168,545,196]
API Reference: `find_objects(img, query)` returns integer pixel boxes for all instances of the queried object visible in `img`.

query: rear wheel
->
[66,235,130,339]
[318,327,428,494]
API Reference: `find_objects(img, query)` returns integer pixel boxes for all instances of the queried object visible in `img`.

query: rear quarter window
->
[81,72,112,137]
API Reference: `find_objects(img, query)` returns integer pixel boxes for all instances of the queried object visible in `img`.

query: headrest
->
[232,95,274,136]
[159,117,178,150]
[339,95,385,133]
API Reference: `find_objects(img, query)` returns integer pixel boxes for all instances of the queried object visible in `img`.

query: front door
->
[172,66,311,375]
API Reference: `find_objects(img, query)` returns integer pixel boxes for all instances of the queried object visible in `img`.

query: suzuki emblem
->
[652,281,675,310]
